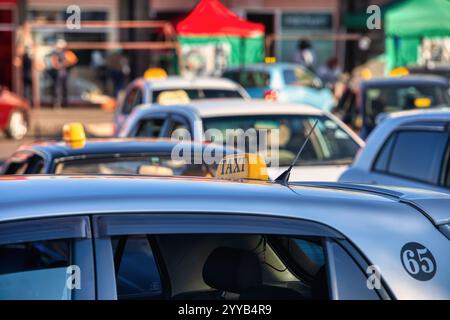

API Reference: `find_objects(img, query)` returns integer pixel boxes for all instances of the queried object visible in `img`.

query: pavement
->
[0,107,114,161]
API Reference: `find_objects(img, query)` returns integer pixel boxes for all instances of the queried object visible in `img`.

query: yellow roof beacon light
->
[215,153,269,181]
[144,67,168,80]
[389,67,409,77]
[63,122,86,149]
[415,97,432,108]
[157,90,191,106]
[265,56,277,64]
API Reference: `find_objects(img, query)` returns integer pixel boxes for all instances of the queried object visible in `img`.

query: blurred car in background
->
[0,86,30,140]
[114,76,249,134]
[339,109,450,193]
[222,63,335,112]
[1,123,239,176]
[119,99,364,182]
[355,75,450,139]
[407,65,450,82]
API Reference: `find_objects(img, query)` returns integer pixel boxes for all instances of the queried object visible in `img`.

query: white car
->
[114,76,249,134]
[339,109,450,193]
[119,99,364,182]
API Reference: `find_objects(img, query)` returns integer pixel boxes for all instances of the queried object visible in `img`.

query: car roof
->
[143,76,241,90]
[146,99,324,118]
[16,138,234,159]
[362,75,449,86]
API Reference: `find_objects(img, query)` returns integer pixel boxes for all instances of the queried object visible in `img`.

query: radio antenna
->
[275,120,319,186]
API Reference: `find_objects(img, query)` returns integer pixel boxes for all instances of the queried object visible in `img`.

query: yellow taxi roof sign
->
[63,122,86,149]
[144,67,167,80]
[215,154,269,181]
[265,56,277,64]
[157,90,190,106]
[415,97,432,108]
[389,67,409,77]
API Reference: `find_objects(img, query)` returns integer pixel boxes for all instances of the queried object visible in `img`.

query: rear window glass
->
[223,70,270,88]
[152,89,243,102]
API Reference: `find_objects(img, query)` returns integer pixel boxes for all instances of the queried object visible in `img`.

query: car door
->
[0,216,95,300]
[92,213,389,300]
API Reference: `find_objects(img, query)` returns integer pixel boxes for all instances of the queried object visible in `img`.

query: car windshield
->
[202,115,359,166]
[54,154,215,176]
[364,83,450,126]
[152,89,243,102]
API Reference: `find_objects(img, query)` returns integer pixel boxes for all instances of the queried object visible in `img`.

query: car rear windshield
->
[364,84,450,126]
[54,155,215,177]
[203,115,359,166]
[223,70,270,88]
[152,89,243,102]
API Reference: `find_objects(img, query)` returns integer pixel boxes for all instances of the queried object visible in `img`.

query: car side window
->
[3,151,37,174]
[112,235,163,300]
[373,133,396,172]
[122,88,142,115]
[166,115,191,139]
[374,130,449,184]
[328,241,380,300]
[0,239,72,300]
[135,118,166,138]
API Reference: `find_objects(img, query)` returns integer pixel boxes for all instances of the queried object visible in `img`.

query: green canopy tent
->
[176,0,265,76]
[385,0,450,71]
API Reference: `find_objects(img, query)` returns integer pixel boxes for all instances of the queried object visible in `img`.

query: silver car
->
[339,109,450,193]
[0,175,449,300]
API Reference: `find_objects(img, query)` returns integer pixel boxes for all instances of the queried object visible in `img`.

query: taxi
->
[1,123,239,177]
[0,154,449,300]
[114,72,249,134]
[118,99,365,182]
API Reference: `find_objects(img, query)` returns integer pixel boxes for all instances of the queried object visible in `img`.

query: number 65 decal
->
[400,242,436,281]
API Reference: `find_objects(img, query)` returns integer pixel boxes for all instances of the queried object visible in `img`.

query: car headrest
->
[202,247,262,293]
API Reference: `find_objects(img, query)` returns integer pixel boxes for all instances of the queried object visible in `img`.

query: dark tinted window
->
[135,118,165,137]
[112,235,162,299]
[388,131,448,184]
[330,242,379,300]
[223,70,270,88]
[122,88,142,115]
[373,133,396,172]
[0,239,71,299]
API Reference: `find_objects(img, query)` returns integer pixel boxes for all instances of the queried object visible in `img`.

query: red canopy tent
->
[176,0,264,37]
[176,0,265,75]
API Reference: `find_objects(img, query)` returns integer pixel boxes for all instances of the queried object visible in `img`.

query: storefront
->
[0,0,17,90]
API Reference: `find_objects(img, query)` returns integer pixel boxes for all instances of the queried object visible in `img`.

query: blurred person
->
[22,46,33,105]
[50,39,78,108]
[106,49,130,97]
[91,50,107,91]
[293,40,316,71]
[318,57,341,90]
[333,75,360,131]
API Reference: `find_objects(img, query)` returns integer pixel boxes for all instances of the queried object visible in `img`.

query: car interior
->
[112,234,330,300]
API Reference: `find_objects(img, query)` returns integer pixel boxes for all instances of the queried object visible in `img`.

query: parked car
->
[337,75,450,139]
[339,109,450,193]
[119,99,364,182]
[222,63,335,112]
[0,86,30,140]
[114,76,249,134]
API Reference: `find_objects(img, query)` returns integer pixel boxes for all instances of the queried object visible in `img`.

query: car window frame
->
[163,113,192,139]
[91,212,391,300]
[0,216,95,300]
[371,127,450,187]
[130,113,170,138]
